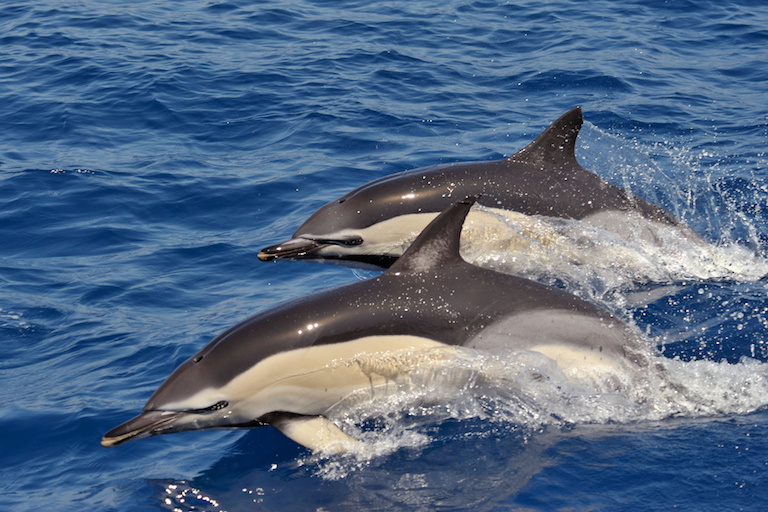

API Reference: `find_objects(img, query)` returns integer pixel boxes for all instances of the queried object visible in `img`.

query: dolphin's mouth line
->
[257,236,363,261]
[257,237,325,261]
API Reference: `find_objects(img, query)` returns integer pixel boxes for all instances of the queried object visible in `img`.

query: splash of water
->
[460,206,768,293]
[300,345,768,479]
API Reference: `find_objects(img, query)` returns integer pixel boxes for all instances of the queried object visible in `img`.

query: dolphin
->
[258,106,691,270]
[102,197,651,452]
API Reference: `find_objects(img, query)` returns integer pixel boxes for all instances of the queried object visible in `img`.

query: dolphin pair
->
[258,106,692,271]
[103,196,651,452]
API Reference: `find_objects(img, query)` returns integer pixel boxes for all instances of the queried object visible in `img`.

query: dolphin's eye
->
[196,401,228,413]
[315,236,363,247]
[338,237,363,246]
[193,355,204,364]
[209,400,228,411]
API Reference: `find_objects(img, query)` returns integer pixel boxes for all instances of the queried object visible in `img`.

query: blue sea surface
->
[2,1,768,510]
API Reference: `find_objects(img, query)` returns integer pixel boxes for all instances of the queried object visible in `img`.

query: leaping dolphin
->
[258,107,692,270]
[102,197,652,452]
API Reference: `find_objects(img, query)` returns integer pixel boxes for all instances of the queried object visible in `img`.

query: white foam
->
[459,206,768,297]
[301,346,768,478]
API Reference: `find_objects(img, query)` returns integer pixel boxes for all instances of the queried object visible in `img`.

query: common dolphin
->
[258,107,693,270]
[103,197,651,452]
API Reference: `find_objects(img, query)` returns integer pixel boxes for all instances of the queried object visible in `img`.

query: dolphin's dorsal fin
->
[387,196,477,274]
[508,106,583,169]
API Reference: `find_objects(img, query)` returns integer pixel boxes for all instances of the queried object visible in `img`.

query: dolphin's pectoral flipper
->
[262,412,359,453]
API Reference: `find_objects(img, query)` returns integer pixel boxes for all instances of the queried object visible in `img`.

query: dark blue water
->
[2,1,768,510]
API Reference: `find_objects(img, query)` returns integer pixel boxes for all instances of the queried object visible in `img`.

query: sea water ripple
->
[2,1,768,511]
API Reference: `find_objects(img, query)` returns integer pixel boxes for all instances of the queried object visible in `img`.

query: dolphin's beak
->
[102,410,269,447]
[257,237,325,261]
[101,410,185,448]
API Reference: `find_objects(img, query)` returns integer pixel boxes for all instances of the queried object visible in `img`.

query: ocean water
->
[2,0,768,510]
